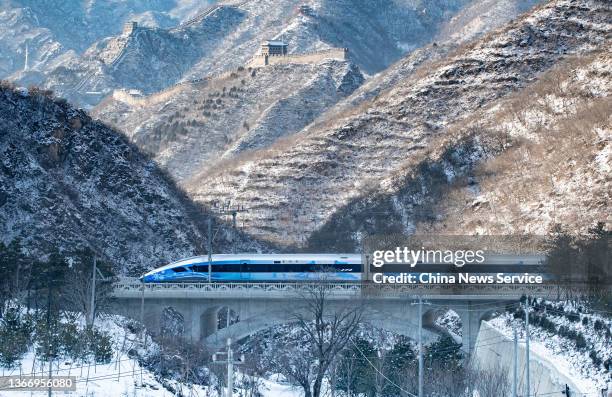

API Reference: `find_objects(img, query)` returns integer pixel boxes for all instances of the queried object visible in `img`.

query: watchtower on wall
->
[123,21,137,36]
[248,39,348,68]
[260,40,288,56]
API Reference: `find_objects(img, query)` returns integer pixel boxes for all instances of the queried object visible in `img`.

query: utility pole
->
[212,338,245,397]
[411,296,430,397]
[227,340,233,397]
[208,218,212,282]
[46,274,52,397]
[140,282,145,344]
[513,327,518,397]
[418,296,423,397]
[525,297,531,397]
[207,203,248,280]
[89,257,97,327]
[215,203,247,229]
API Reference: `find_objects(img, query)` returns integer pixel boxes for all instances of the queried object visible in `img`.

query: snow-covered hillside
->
[0,311,300,397]
[93,60,363,182]
[186,0,611,248]
[490,299,611,393]
[0,83,262,272]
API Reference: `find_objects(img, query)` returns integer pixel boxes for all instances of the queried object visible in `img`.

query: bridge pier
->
[455,302,509,354]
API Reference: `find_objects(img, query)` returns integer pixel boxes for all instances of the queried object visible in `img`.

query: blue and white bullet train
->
[140,253,547,283]
[140,254,362,283]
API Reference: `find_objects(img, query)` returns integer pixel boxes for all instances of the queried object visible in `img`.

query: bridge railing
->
[112,279,562,299]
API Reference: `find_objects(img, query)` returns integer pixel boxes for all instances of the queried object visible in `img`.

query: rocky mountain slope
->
[414,51,610,236]
[322,0,544,124]
[184,0,611,248]
[0,83,260,271]
[8,0,473,108]
[93,60,364,181]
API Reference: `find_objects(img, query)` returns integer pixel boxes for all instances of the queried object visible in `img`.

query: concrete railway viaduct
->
[108,281,561,353]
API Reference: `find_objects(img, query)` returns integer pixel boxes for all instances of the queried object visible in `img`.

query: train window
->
[219,264,241,272]
[193,265,207,273]
[270,263,286,272]
[172,267,188,273]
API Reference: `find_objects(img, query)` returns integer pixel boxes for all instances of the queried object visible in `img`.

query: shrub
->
[513,307,525,320]
[589,350,602,367]
[539,316,556,333]
[0,79,16,91]
[581,317,589,326]
[593,319,604,331]
[574,332,587,349]
[84,328,113,364]
[565,312,580,323]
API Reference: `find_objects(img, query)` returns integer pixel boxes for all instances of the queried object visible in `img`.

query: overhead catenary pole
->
[410,295,429,397]
[226,338,233,397]
[89,257,97,327]
[140,282,145,344]
[525,297,531,397]
[212,338,244,397]
[418,296,423,397]
[47,274,52,397]
[208,218,212,283]
[513,327,518,397]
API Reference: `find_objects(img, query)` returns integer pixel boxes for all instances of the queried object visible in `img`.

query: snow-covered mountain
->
[0,84,261,272]
[0,0,213,80]
[184,0,611,248]
[5,0,476,108]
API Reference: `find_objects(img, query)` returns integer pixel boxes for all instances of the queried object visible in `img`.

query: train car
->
[140,254,362,282]
[140,253,548,283]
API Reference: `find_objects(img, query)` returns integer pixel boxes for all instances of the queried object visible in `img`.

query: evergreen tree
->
[388,336,417,394]
[0,239,28,315]
[336,337,377,396]
[33,250,67,363]
[545,227,579,284]
[0,306,33,368]
[582,223,611,306]
[425,335,462,370]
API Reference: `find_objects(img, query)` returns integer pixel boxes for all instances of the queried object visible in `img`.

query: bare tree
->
[276,282,363,397]
[61,250,115,326]
[465,364,511,397]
